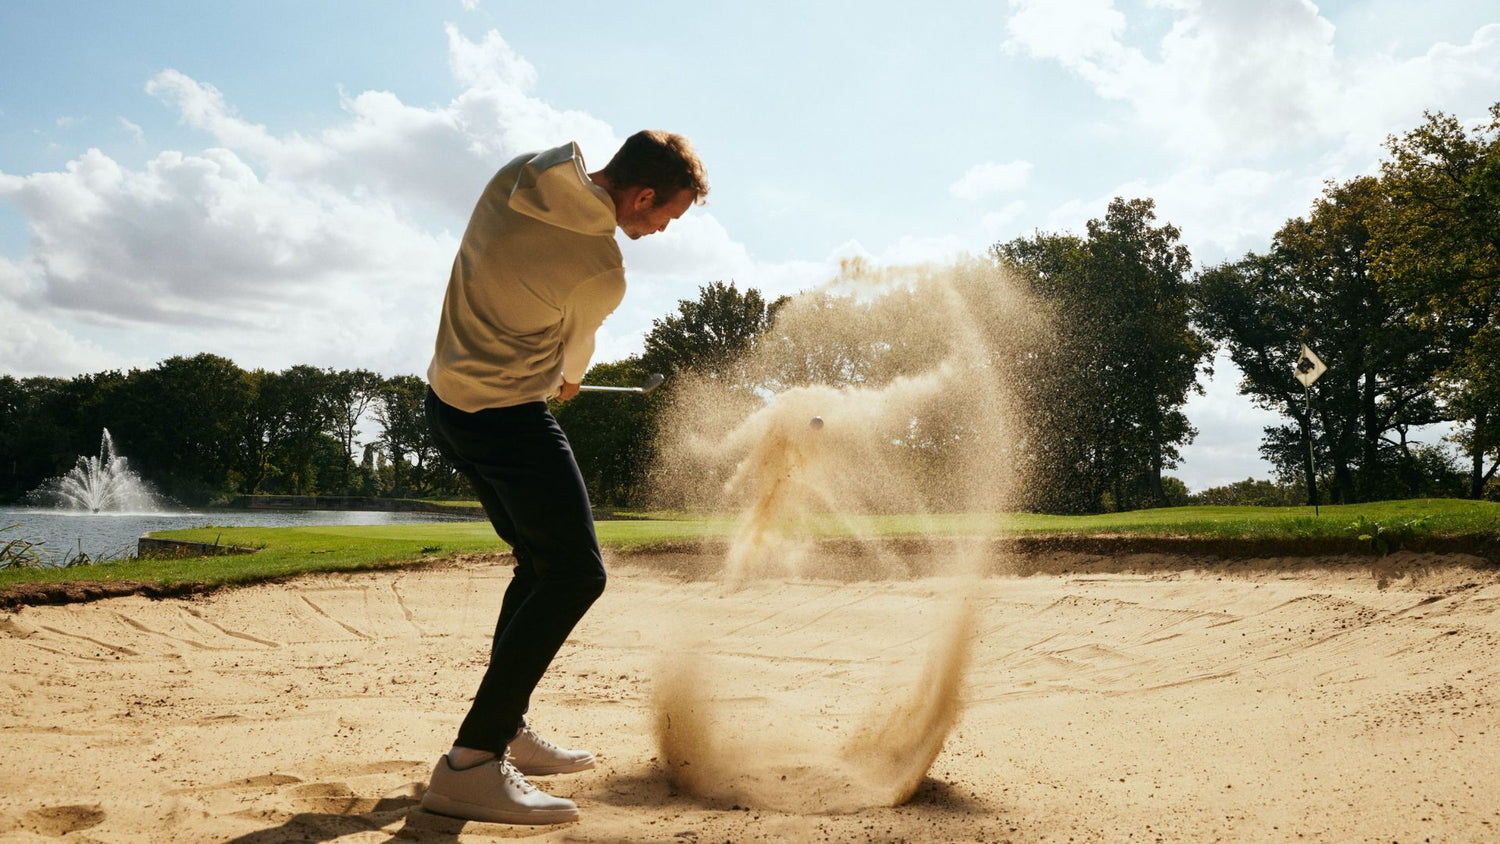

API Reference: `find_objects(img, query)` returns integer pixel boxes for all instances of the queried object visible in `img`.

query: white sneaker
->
[508,726,597,776]
[420,755,579,825]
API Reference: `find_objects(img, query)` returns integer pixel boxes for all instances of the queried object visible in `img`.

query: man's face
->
[617,187,696,240]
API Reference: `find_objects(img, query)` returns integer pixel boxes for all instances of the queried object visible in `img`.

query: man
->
[420,131,707,825]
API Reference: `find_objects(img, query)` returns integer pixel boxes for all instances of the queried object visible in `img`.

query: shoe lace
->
[497,755,537,794]
[522,727,561,753]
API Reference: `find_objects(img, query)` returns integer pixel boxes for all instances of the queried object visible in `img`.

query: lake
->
[0,506,482,564]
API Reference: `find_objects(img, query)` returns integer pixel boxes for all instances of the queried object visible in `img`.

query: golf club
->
[578,373,665,394]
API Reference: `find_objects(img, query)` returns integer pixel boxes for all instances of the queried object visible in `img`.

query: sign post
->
[1294,343,1328,516]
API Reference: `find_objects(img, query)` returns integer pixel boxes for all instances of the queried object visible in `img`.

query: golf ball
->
[809,416,824,429]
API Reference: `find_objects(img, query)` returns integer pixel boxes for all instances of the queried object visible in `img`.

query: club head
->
[640,373,665,394]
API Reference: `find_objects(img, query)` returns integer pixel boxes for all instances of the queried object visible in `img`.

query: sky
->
[2,0,1497,491]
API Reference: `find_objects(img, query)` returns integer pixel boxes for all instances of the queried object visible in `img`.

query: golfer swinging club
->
[420,131,707,824]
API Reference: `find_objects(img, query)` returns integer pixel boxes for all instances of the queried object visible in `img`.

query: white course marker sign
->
[1293,342,1328,515]
[1294,343,1327,388]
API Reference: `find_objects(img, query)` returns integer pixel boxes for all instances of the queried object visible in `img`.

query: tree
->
[0,376,23,500]
[1194,177,1449,503]
[0,376,75,501]
[257,365,338,495]
[325,368,383,494]
[1189,477,1301,507]
[589,281,788,506]
[356,443,382,496]
[1084,198,1206,507]
[0,372,151,502]
[231,369,279,495]
[552,357,659,506]
[641,281,788,387]
[374,374,456,497]
[1371,104,1500,498]
[995,197,1209,512]
[111,354,252,503]
[990,232,1103,512]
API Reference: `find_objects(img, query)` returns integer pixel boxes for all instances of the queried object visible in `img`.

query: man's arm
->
[556,269,627,399]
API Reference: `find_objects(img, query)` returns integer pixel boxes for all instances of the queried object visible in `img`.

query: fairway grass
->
[1,499,1496,594]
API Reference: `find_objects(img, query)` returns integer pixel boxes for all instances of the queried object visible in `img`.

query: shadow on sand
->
[221,799,563,842]
[219,770,989,842]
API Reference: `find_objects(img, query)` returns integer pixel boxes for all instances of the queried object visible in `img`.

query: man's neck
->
[587,171,621,217]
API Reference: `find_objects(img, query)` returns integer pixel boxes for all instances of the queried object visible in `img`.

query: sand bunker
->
[2,552,1498,841]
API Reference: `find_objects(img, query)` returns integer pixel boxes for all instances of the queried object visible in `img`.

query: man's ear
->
[633,187,657,210]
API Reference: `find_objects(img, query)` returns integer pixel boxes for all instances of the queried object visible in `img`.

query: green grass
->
[999,498,1500,539]
[619,499,1500,541]
[0,517,717,591]
[2,499,1496,593]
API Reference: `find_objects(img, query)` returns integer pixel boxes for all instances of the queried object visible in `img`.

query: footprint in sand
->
[286,782,370,814]
[165,773,304,795]
[171,765,426,822]
[18,804,106,837]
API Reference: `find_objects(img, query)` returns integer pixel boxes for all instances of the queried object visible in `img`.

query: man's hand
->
[556,380,581,402]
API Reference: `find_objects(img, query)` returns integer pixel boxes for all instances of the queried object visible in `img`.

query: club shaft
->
[577,373,663,395]
[577,385,644,393]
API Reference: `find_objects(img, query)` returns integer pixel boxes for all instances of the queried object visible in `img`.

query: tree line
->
[3,105,1493,512]
[1009,104,1499,507]
[1192,104,1499,502]
[1,360,459,504]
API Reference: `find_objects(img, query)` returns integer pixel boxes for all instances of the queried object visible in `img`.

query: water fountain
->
[33,429,162,513]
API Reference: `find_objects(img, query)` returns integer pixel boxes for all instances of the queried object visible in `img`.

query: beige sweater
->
[428,143,625,411]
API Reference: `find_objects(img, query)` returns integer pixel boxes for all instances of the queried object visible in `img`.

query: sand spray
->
[648,259,1042,811]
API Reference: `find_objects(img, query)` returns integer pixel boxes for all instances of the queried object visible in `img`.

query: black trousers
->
[424,388,607,755]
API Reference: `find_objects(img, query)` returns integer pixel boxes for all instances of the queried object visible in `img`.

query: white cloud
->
[1042,164,1322,262]
[620,211,752,283]
[1004,0,1500,162]
[0,256,33,303]
[878,234,973,266]
[145,70,289,163]
[0,26,802,379]
[979,201,1028,240]
[446,25,534,91]
[949,160,1033,200]
[1005,0,1128,65]
[600,212,847,365]
[0,258,118,376]
[0,143,456,376]
[0,317,119,378]
[143,26,619,218]
[2,146,450,321]
[1176,353,1282,491]
[118,117,145,142]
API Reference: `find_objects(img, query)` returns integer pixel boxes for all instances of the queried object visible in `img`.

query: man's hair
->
[600,130,709,205]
